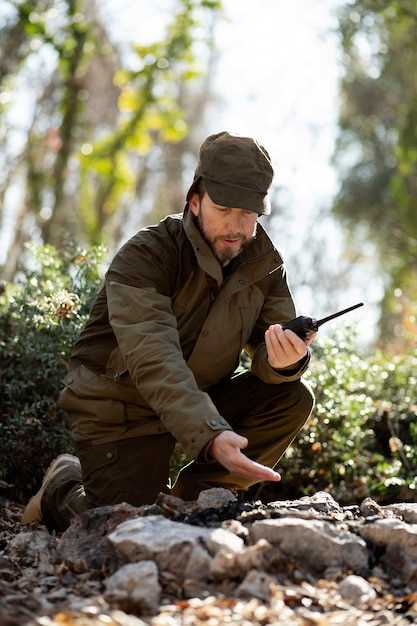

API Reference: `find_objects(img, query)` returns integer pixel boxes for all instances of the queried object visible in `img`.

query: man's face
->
[189,192,258,264]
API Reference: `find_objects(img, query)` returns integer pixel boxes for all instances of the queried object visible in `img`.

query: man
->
[23,131,316,532]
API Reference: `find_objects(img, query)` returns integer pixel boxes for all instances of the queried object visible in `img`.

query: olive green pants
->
[42,372,314,531]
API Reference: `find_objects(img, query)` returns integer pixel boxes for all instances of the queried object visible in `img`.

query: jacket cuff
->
[273,351,310,375]
[181,415,233,460]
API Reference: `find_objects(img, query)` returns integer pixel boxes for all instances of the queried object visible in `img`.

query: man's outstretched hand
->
[210,431,281,483]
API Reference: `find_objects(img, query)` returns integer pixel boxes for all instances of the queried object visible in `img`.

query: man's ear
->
[189,192,200,216]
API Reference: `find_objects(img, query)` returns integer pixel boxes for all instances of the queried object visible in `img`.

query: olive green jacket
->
[58,207,310,458]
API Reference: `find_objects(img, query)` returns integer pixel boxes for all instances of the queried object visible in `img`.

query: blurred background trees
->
[0,0,220,279]
[0,0,416,351]
[333,0,417,351]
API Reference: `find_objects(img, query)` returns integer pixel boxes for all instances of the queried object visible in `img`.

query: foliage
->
[275,327,417,505]
[0,243,104,501]
[0,0,222,278]
[333,0,417,349]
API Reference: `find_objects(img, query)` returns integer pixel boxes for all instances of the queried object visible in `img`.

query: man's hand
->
[210,431,281,483]
[265,324,317,370]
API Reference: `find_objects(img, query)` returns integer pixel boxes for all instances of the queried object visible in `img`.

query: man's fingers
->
[227,452,281,482]
[283,329,308,356]
[269,326,292,360]
[265,331,277,362]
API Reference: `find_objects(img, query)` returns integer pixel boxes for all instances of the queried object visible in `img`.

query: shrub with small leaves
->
[273,327,417,504]
[0,243,104,502]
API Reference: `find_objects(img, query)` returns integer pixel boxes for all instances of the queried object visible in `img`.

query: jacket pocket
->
[58,387,127,426]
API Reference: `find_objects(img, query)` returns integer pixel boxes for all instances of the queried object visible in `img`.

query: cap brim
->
[204,178,270,216]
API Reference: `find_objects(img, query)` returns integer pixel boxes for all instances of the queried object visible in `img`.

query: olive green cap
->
[186,131,274,215]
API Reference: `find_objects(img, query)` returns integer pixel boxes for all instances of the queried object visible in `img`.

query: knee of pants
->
[293,379,315,424]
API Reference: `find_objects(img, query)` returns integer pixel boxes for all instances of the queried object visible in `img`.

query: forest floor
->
[1,491,417,626]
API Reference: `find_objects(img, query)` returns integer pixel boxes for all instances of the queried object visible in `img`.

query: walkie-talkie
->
[282,302,364,340]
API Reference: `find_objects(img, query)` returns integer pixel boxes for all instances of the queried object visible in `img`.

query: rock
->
[109,515,209,570]
[382,503,417,523]
[206,527,244,555]
[210,539,273,579]
[105,561,161,615]
[197,488,237,510]
[57,502,143,573]
[184,543,212,581]
[360,498,391,518]
[8,530,56,573]
[221,518,249,540]
[339,575,377,607]
[251,518,369,575]
[47,588,68,602]
[269,491,342,516]
[109,515,242,574]
[359,518,417,585]
[109,515,207,558]
[236,569,276,601]
[155,492,192,517]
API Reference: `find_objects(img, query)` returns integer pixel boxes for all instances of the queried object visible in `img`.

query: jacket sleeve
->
[244,263,310,384]
[105,228,233,459]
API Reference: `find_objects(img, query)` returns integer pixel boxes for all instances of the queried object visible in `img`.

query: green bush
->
[0,244,104,502]
[274,328,417,505]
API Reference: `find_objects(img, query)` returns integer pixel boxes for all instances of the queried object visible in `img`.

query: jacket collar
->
[182,206,283,289]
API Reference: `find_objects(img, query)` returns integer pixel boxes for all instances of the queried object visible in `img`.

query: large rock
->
[382,503,417,524]
[57,502,145,573]
[105,561,161,615]
[359,518,417,585]
[268,491,342,516]
[251,518,369,575]
[108,515,241,578]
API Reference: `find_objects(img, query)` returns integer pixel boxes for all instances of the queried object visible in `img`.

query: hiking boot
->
[22,454,80,524]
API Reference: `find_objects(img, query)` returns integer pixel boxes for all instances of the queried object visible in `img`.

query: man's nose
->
[226,212,244,233]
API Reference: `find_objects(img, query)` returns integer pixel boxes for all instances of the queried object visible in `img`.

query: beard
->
[195,213,255,264]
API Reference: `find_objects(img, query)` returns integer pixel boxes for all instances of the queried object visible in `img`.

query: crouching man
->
[23,131,316,531]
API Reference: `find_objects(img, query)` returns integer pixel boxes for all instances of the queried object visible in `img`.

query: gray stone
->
[109,515,209,562]
[105,561,161,615]
[339,575,377,607]
[268,491,342,515]
[206,527,244,555]
[382,503,417,523]
[196,488,237,510]
[109,515,240,579]
[221,519,249,540]
[210,539,272,579]
[251,518,368,574]
[8,530,56,573]
[236,569,276,601]
[184,543,212,581]
[360,498,393,518]
[359,518,417,584]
